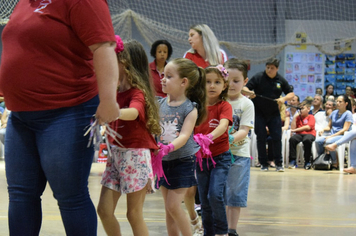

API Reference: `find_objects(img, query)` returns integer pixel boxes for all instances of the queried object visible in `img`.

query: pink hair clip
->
[115,35,124,53]
[216,64,229,81]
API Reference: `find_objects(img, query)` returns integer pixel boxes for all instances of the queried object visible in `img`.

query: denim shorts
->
[225,155,250,207]
[159,155,197,189]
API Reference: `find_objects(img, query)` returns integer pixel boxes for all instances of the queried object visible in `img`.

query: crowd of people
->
[0,1,355,236]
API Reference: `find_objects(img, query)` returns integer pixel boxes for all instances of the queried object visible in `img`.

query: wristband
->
[167,143,175,153]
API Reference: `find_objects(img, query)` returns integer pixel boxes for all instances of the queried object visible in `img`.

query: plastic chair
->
[337,142,350,172]
[282,130,291,167]
[249,129,258,167]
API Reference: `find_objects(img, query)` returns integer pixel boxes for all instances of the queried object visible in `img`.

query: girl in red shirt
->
[97,38,161,236]
[194,65,233,236]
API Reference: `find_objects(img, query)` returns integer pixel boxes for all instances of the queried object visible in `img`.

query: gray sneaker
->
[276,166,285,172]
[260,165,269,171]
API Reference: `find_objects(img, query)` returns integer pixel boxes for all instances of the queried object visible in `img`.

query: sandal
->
[191,210,203,236]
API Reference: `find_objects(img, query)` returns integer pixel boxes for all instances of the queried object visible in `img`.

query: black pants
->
[289,134,315,163]
[255,114,282,166]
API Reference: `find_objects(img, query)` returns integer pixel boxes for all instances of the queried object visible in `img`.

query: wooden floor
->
[0,160,356,236]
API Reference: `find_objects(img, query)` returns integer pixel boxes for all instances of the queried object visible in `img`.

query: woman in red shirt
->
[149,40,173,97]
[184,24,228,68]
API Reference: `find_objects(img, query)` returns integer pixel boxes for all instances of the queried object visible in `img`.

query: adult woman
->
[315,95,353,169]
[324,84,335,102]
[0,0,119,235]
[184,24,228,68]
[149,40,173,97]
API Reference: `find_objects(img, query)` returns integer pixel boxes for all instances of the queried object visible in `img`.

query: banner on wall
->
[285,52,323,101]
[325,54,356,95]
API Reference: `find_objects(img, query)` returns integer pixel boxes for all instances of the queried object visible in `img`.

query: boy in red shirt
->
[288,103,316,170]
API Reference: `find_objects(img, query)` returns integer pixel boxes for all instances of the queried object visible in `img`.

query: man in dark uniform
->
[243,58,294,172]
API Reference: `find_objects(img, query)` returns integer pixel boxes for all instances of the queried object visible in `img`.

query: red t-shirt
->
[149,61,167,97]
[0,0,116,111]
[184,50,228,68]
[108,88,158,150]
[295,114,316,136]
[195,101,232,157]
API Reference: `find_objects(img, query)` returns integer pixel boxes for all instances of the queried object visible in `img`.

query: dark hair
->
[170,58,207,125]
[224,58,248,79]
[265,58,280,68]
[295,95,300,102]
[325,84,334,95]
[150,40,173,60]
[205,66,229,101]
[118,40,161,135]
[339,94,352,111]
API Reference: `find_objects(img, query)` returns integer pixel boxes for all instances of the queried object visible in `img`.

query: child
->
[194,64,233,236]
[288,102,316,170]
[96,38,161,236]
[156,58,207,236]
[225,59,255,236]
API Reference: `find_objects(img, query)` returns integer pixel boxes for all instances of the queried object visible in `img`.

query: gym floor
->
[0,161,355,236]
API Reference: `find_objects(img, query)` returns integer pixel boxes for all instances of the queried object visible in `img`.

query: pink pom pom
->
[151,142,171,188]
[115,35,124,53]
[194,133,215,171]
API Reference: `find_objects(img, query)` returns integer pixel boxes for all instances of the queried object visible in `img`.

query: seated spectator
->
[309,94,324,115]
[346,86,355,98]
[315,87,323,96]
[288,103,316,169]
[0,108,9,159]
[324,84,335,102]
[284,95,300,130]
[315,95,353,169]
[149,39,173,97]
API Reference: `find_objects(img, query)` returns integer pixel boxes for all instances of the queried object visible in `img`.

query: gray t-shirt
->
[158,97,200,161]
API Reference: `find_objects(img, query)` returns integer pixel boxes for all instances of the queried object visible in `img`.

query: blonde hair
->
[170,58,207,125]
[189,24,223,65]
[118,40,161,135]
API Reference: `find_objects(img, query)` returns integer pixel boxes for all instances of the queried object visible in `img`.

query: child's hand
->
[158,143,174,157]
[229,134,235,144]
[146,179,155,194]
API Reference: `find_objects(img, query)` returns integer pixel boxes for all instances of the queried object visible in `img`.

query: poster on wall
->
[325,53,356,95]
[285,52,323,101]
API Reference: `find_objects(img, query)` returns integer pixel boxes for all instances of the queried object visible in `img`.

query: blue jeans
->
[315,135,343,164]
[255,113,283,166]
[5,96,99,236]
[196,151,231,235]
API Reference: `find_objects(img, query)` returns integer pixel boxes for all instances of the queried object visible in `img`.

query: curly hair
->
[117,40,161,135]
[150,40,173,60]
[205,66,229,101]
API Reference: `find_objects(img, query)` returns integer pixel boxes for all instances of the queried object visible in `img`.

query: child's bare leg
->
[127,187,149,236]
[97,186,122,236]
[161,186,192,236]
[184,186,198,223]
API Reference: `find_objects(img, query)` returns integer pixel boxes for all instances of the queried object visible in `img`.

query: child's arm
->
[231,125,250,143]
[169,108,198,151]
[117,108,139,121]
[209,118,230,140]
[292,125,311,133]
